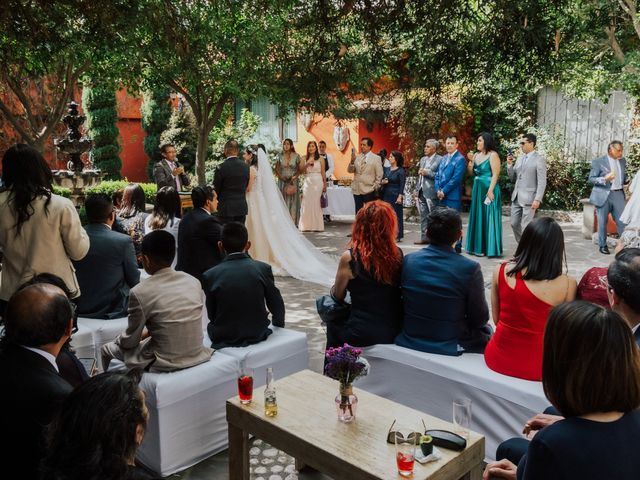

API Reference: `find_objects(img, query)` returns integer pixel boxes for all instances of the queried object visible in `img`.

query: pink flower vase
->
[335,383,358,423]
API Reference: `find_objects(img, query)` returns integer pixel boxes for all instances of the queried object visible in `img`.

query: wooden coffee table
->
[226,369,484,479]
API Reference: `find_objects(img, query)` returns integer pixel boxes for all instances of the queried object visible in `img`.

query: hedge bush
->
[85,180,157,204]
[141,87,172,180]
[160,102,197,171]
[52,186,71,198]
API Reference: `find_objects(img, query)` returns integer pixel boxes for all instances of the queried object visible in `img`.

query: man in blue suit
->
[396,207,491,355]
[435,135,466,252]
[74,194,140,319]
[588,140,628,254]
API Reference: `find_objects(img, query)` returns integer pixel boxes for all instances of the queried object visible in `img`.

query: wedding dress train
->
[245,148,337,287]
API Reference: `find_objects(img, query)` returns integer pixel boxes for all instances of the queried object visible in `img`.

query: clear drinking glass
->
[394,427,417,478]
[453,397,472,438]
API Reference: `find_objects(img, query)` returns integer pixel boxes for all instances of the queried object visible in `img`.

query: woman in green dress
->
[465,132,503,257]
[275,138,302,225]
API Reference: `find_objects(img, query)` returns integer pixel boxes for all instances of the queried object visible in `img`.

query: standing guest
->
[203,222,285,349]
[176,186,222,284]
[414,139,442,245]
[379,148,390,168]
[213,139,250,224]
[152,143,190,191]
[319,140,334,223]
[275,138,302,225]
[327,201,403,348]
[299,141,326,232]
[588,140,628,255]
[117,183,149,264]
[0,144,89,315]
[484,218,577,381]
[41,370,161,480]
[74,194,140,320]
[101,231,213,372]
[0,284,74,480]
[397,208,491,355]
[381,151,407,242]
[348,137,383,214]
[144,186,182,247]
[465,132,503,257]
[435,135,466,253]
[507,133,547,242]
[483,301,640,480]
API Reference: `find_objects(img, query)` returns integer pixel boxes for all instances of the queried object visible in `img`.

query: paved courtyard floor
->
[167,213,610,480]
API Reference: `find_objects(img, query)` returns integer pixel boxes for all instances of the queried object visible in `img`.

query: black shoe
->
[599,246,610,255]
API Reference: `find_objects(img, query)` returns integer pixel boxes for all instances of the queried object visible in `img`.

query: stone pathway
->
[167,214,610,480]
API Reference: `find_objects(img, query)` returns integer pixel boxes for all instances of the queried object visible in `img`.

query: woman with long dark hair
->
[42,370,160,480]
[0,144,89,312]
[274,138,302,225]
[381,150,406,241]
[327,200,403,348]
[299,140,326,232]
[465,132,503,257]
[118,183,148,263]
[484,217,577,380]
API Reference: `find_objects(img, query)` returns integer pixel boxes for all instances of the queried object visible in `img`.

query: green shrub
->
[85,180,157,204]
[160,103,197,171]
[52,186,71,198]
[141,87,172,180]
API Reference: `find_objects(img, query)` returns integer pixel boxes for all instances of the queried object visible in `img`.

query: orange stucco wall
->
[116,90,149,182]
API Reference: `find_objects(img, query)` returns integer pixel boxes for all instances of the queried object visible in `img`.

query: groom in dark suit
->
[213,139,250,224]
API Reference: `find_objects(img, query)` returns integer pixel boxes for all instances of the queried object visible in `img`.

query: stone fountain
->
[52,101,104,205]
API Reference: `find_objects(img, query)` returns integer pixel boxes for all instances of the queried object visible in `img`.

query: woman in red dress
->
[484,217,577,381]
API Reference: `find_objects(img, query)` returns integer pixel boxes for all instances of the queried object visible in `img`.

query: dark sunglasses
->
[386,419,427,445]
[519,141,529,145]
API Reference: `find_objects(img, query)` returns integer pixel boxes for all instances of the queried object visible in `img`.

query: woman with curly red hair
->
[327,200,403,348]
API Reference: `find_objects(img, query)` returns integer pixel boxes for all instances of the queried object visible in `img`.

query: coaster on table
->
[415,446,442,464]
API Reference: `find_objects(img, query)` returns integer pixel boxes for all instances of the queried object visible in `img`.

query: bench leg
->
[228,423,250,480]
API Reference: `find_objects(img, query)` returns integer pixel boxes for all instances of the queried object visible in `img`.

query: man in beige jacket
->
[101,230,213,372]
[347,137,383,214]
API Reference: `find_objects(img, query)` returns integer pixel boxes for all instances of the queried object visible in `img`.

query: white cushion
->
[358,344,549,461]
[69,322,96,360]
[77,317,128,371]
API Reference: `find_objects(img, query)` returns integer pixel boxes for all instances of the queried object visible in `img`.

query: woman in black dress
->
[381,150,406,242]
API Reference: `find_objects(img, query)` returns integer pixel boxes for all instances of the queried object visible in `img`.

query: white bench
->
[75,317,129,371]
[358,344,549,461]
[108,326,308,476]
[69,322,97,360]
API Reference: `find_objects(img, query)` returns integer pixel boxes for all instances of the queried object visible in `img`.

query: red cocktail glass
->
[237,369,253,404]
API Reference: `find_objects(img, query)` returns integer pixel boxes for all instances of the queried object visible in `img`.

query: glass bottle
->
[264,367,278,417]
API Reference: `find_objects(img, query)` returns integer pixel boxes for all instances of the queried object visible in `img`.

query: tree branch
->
[206,93,230,132]
[166,78,200,121]
[37,62,80,147]
[618,0,640,42]
[605,24,626,63]
[0,99,35,144]
[3,72,38,134]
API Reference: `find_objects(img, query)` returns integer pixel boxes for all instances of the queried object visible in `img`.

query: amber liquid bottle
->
[264,367,278,417]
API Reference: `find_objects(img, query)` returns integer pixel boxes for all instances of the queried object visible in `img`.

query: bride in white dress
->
[244,145,337,287]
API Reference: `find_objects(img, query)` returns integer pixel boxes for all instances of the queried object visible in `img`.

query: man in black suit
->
[176,186,223,283]
[74,194,140,319]
[0,284,74,479]
[153,143,190,191]
[203,222,285,349]
[213,139,250,224]
[607,247,640,345]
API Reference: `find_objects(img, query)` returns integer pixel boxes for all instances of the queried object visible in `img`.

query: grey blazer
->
[588,155,629,207]
[153,159,190,191]
[416,154,443,199]
[507,150,547,206]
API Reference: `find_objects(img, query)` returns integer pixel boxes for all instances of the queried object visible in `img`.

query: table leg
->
[228,422,250,480]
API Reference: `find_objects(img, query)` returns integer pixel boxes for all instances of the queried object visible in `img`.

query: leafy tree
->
[141,87,172,179]
[159,102,198,171]
[82,80,122,179]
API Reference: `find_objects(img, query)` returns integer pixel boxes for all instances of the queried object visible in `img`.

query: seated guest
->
[117,183,149,263]
[483,301,640,480]
[176,185,223,283]
[41,370,161,480]
[607,248,640,344]
[74,193,140,319]
[577,266,610,308]
[144,186,182,240]
[203,222,285,349]
[101,231,212,372]
[396,207,491,355]
[327,200,402,348]
[484,217,577,381]
[0,284,74,479]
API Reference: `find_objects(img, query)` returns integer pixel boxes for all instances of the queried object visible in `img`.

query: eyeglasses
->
[519,141,529,145]
[386,419,427,445]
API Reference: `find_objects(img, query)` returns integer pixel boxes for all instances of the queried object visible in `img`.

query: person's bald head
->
[4,284,73,347]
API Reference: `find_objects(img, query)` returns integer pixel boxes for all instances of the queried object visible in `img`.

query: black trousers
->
[353,192,377,215]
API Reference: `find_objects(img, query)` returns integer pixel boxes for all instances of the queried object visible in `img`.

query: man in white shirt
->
[319,140,334,222]
[153,143,190,191]
[414,139,442,244]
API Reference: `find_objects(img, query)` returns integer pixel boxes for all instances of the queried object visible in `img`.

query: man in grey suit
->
[507,133,547,242]
[73,194,140,319]
[588,140,628,254]
[414,139,442,245]
[153,143,190,191]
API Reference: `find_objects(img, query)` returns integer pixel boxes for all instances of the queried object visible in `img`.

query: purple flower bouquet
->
[324,344,370,422]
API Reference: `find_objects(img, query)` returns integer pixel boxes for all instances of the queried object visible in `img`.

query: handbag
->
[316,293,351,324]
[284,183,297,196]
[320,192,329,208]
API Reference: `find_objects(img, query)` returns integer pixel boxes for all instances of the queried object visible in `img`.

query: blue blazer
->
[588,155,628,207]
[435,151,466,209]
[396,244,491,355]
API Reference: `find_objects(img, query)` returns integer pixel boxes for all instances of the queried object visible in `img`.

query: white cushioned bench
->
[69,322,97,360]
[76,317,129,371]
[108,326,308,476]
[358,344,549,461]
